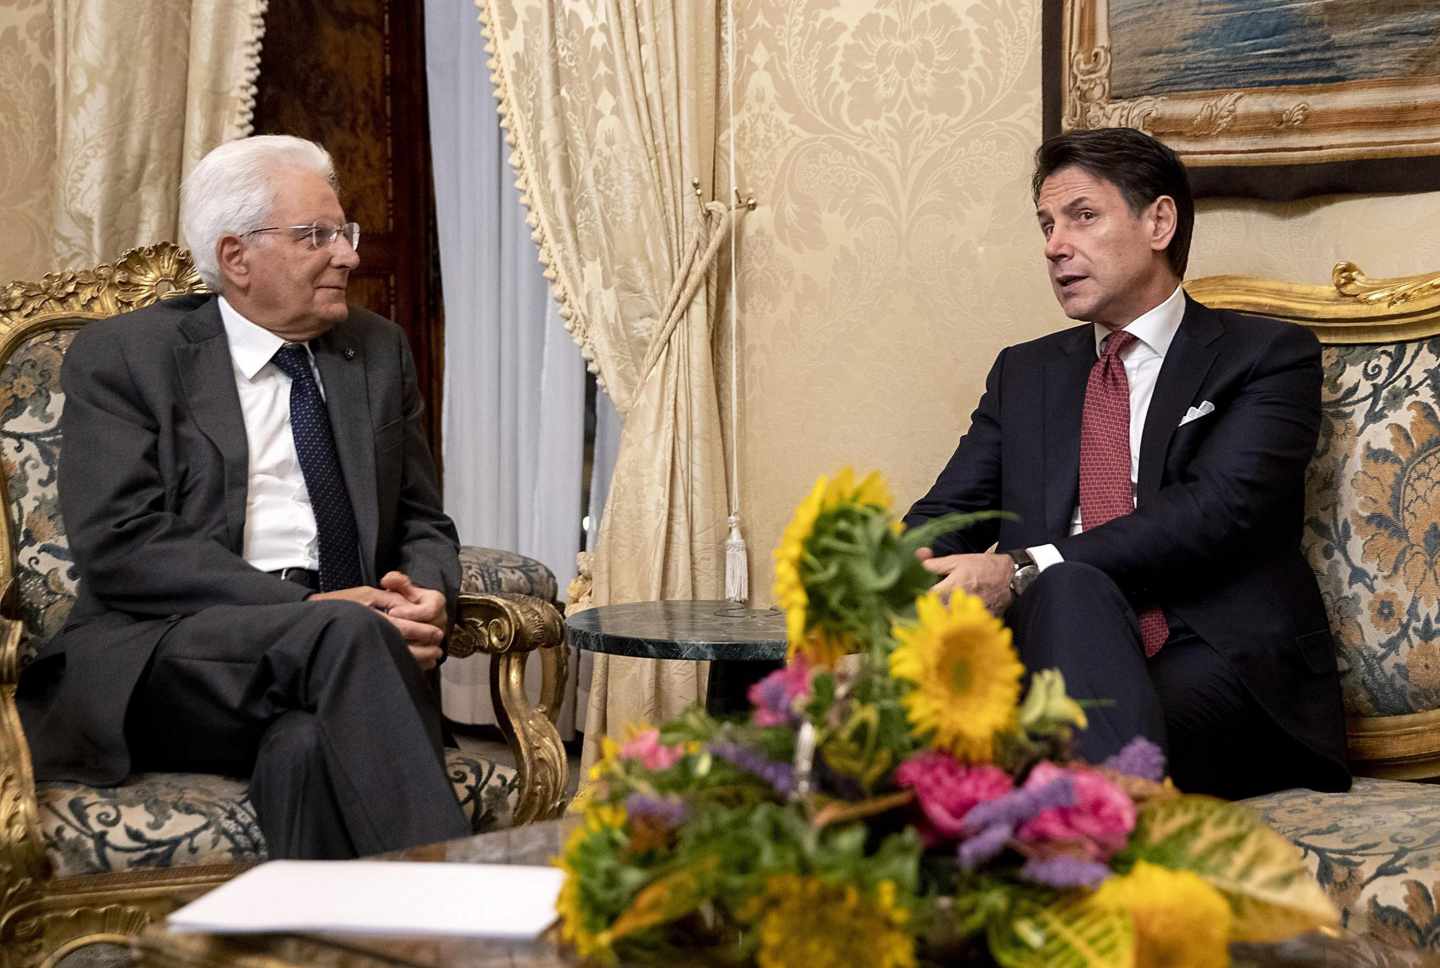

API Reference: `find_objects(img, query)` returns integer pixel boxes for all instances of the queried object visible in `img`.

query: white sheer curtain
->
[425,0,588,735]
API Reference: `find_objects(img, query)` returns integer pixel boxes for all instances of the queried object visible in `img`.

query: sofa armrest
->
[458,546,559,603]
[450,592,569,824]
[0,584,52,920]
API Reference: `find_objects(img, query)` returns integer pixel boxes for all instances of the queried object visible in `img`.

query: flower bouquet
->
[558,469,1338,967]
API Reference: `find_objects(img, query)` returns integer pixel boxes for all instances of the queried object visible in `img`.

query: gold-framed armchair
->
[0,244,569,967]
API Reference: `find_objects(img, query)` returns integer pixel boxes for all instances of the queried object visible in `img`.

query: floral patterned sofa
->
[0,245,569,967]
[1189,264,1440,954]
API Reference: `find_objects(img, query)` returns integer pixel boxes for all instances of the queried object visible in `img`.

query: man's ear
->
[1148,196,1178,253]
[216,236,249,293]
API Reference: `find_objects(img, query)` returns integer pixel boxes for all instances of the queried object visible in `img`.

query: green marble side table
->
[564,600,787,716]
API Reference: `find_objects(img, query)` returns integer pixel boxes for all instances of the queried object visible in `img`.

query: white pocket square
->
[1179,401,1216,427]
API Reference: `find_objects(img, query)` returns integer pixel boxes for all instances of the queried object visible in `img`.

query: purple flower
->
[749,658,814,728]
[957,822,1012,871]
[961,775,1075,835]
[709,741,795,796]
[624,793,688,828]
[1020,855,1111,889]
[1102,737,1166,781]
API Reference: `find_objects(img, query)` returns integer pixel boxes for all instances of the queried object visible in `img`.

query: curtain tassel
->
[725,512,749,603]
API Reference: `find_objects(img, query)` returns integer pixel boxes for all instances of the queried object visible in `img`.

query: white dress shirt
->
[1029,284,1186,570]
[217,296,323,572]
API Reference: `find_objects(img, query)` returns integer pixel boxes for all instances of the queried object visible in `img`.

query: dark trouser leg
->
[1009,562,1305,799]
[128,600,468,858]
[1008,561,1166,763]
[1149,632,1301,800]
[249,710,357,859]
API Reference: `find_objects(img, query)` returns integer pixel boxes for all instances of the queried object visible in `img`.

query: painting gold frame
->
[1044,0,1440,198]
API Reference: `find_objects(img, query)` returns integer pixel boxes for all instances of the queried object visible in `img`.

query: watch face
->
[1012,564,1040,597]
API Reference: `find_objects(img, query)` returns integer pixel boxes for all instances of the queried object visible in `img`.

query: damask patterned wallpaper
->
[733,0,1440,603]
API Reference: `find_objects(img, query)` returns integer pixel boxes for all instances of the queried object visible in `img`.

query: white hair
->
[180,135,338,290]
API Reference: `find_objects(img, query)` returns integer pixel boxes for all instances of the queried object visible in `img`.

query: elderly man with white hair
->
[18,135,470,859]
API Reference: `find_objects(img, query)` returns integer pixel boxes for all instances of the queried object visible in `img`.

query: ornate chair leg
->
[452,593,570,824]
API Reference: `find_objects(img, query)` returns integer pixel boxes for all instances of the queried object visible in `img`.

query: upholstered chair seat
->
[36,751,517,879]
[1244,778,1440,951]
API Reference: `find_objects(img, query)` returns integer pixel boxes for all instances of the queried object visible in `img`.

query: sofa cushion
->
[1244,776,1440,951]
[459,545,558,602]
[37,748,518,878]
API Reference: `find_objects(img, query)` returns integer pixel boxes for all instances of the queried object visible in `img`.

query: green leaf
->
[987,893,1134,968]
[1119,794,1338,942]
[608,859,718,941]
[900,510,1015,553]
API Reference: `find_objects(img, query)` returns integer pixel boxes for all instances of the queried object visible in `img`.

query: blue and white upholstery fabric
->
[37,749,517,877]
[1244,777,1440,952]
[458,545,558,602]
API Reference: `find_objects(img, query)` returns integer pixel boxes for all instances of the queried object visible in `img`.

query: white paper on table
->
[167,861,565,939]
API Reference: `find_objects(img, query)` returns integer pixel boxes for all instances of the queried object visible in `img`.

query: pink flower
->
[749,658,814,727]
[619,729,685,771]
[895,751,1013,845]
[1016,762,1135,860]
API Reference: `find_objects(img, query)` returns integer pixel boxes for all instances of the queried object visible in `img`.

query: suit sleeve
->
[390,330,461,624]
[902,347,1006,555]
[58,325,310,616]
[1053,322,1321,594]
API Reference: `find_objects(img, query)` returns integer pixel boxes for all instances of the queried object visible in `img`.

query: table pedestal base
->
[705,659,784,717]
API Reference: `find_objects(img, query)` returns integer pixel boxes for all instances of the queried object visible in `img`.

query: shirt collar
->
[1091,284,1186,359]
[218,296,299,380]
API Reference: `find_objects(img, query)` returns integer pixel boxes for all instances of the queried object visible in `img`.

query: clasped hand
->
[308,571,448,670]
[915,547,1013,615]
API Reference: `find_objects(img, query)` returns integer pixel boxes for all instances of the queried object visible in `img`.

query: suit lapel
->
[1042,325,1095,538]
[313,325,377,582]
[1137,297,1222,502]
[175,299,249,552]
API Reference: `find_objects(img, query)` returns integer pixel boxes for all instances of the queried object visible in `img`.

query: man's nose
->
[1045,227,1070,261]
[331,238,359,269]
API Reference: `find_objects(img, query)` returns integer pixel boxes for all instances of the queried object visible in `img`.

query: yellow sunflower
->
[744,874,915,968]
[889,591,1023,761]
[772,468,893,662]
[1090,860,1232,968]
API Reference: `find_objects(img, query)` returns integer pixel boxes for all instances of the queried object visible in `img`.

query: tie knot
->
[272,344,311,381]
[1100,330,1136,360]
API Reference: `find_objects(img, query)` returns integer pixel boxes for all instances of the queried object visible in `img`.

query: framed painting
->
[1043,0,1440,199]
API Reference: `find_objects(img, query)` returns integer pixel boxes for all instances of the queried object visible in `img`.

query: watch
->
[1006,549,1040,598]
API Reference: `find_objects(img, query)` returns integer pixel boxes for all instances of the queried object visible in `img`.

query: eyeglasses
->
[241,222,361,251]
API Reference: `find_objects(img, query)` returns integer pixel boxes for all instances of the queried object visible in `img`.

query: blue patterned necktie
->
[271,344,363,591]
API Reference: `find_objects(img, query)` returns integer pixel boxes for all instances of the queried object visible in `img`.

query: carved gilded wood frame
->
[1044,0,1440,198]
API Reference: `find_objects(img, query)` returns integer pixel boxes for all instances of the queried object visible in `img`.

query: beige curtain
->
[0,0,267,280]
[477,0,734,763]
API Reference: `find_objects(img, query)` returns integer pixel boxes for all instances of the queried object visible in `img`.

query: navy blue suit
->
[906,296,1349,795]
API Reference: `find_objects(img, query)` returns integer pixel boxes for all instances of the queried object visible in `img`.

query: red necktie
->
[1079,331,1168,657]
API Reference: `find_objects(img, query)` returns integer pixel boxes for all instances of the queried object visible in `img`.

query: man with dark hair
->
[905,126,1349,799]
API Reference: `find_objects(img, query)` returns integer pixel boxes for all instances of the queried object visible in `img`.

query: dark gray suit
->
[20,293,469,857]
